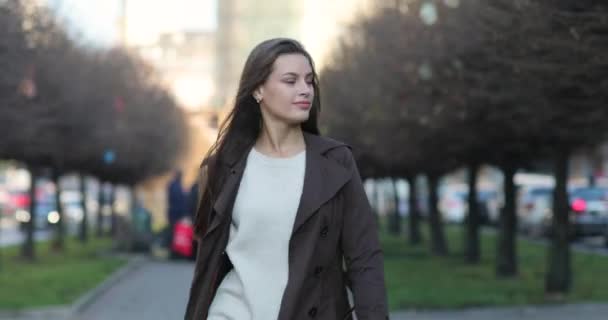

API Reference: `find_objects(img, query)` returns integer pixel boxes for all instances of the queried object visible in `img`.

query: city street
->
[487,226,608,256]
[0,219,51,248]
[568,236,608,256]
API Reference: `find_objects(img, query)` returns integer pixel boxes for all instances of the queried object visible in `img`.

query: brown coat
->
[184,132,388,320]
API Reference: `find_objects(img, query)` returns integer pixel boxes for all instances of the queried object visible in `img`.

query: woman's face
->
[255,53,315,126]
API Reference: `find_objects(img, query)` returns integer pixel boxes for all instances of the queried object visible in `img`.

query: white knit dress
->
[207,147,306,320]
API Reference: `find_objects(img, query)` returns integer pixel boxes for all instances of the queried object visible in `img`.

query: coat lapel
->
[201,133,352,239]
[291,133,352,234]
[202,146,250,240]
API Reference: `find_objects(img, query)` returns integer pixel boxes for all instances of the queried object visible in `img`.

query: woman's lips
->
[294,101,311,109]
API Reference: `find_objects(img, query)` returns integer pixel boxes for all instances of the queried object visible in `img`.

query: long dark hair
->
[194,38,321,235]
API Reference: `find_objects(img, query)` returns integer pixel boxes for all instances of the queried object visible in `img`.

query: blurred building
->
[214,0,378,108]
[116,0,382,110]
[120,0,216,112]
[133,31,216,112]
[214,0,303,108]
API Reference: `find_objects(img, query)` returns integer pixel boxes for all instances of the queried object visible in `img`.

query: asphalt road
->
[0,218,52,248]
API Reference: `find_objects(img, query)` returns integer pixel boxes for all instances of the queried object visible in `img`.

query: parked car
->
[439,189,467,223]
[439,186,499,225]
[520,186,608,242]
[477,190,500,225]
[518,186,553,237]
[14,178,60,230]
[0,185,10,218]
[568,187,608,238]
[14,194,59,230]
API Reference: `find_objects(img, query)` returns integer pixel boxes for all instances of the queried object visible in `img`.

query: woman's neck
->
[255,124,305,158]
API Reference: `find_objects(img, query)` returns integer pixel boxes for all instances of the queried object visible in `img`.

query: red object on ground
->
[172,219,194,257]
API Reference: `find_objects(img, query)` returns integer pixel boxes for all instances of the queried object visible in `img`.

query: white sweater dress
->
[207,147,306,320]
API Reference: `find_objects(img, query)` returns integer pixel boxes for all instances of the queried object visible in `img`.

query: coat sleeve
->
[339,148,389,320]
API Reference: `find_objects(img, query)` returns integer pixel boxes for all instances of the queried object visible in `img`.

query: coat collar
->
[219,132,347,168]
[203,132,352,239]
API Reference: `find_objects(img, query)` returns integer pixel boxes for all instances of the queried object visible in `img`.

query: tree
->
[0,1,190,257]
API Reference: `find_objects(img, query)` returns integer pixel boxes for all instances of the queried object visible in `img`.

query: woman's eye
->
[284,79,296,84]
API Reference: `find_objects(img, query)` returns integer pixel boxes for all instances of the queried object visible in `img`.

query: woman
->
[184,38,388,320]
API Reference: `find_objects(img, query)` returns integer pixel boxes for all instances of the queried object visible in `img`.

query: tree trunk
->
[51,171,65,252]
[376,180,383,225]
[368,179,379,224]
[114,185,135,252]
[108,184,116,237]
[428,175,448,256]
[497,163,518,277]
[21,166,36,261]
[130,185,137,218]
[588,147,601,187]
[96,181,104,237]
[0,208,3,270]
[388,179,402,235]
[371,179,379,222]
[407,175,423,245]
[465,163,481,264]
[129,185,138,250]
[78,174,89,243]
[546,149,572,294]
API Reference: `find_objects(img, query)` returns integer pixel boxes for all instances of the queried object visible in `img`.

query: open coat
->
[184,132,388,320]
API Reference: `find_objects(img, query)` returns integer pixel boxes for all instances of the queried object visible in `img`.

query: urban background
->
[1,0,608,320]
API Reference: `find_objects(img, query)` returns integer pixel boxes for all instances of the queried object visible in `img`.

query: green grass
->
[382,223,608,310]
[0,237,127,310]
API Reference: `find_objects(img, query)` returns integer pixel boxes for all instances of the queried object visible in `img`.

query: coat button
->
[320,226,329,238]
[314,266,324,277]
[308,307,318,317]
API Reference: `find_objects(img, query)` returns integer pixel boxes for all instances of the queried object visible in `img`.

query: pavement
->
[72,260,193,320]
[2,256,608,320]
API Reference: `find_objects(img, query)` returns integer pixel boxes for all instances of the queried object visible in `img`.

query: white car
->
[439,190,467,223]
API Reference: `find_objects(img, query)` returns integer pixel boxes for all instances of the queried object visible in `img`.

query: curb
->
[390,302,608,320]
[0,255,147,320]
[0,306,71,320]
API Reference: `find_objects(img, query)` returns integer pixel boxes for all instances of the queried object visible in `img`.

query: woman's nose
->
[298,81,312,96]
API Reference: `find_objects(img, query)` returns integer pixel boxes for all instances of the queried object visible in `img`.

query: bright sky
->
[45,0,373,109]
[48,0,217,47]
[125,0,217,45]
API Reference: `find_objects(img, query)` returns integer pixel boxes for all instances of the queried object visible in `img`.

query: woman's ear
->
[253,88,264,103]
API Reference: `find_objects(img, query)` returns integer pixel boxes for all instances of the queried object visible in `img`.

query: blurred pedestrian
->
[184,38,388,320]
[187,181,199,221]
[186,181,199,261]
[168,170,187,225]
[167,170,187,259]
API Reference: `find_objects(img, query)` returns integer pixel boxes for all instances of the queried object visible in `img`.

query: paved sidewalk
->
[72,260,193,320]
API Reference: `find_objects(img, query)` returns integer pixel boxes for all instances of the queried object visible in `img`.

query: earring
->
[254,96,262,104]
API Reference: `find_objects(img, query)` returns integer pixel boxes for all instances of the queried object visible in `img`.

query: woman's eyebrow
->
[281,72,314,77]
